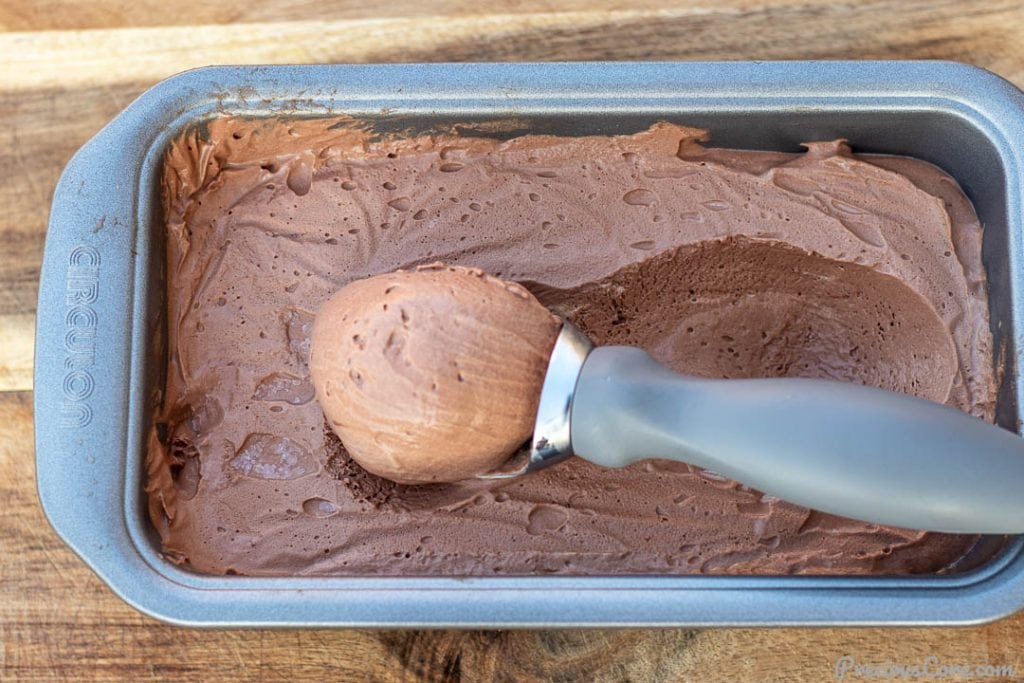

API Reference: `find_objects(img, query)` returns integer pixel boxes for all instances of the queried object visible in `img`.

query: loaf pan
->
[36,62,1024,627]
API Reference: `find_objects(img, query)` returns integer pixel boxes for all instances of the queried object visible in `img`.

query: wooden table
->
[3,1,1024,680]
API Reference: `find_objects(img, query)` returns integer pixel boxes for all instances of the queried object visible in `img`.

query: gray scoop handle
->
[571,346,1024,533]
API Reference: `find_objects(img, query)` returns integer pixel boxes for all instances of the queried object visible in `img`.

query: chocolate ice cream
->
[309,263,560,484]
[147,116,995,576]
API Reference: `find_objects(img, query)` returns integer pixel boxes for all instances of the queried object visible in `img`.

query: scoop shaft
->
[571,346,1024,533]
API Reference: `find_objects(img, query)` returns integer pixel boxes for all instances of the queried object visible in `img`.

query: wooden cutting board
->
[2,1,1023,680]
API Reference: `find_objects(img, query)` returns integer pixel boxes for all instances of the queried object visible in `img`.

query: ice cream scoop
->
[313,266,1024,533]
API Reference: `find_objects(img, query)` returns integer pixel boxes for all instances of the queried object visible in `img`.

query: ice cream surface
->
[148,116,996,576]
[309,264,560,484]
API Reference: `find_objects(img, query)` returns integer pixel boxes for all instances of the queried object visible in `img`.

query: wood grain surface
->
[2,1,1024,680]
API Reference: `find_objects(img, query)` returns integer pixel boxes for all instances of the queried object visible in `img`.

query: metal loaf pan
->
[36,62,1024,627]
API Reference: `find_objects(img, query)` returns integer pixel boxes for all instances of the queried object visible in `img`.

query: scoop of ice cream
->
[309,264,562,484]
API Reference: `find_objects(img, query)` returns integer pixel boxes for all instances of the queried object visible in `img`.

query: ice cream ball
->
[309,263,561,484]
